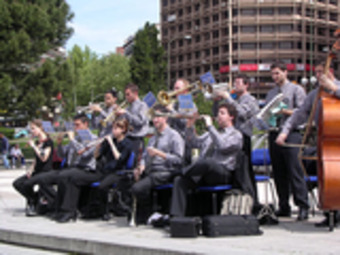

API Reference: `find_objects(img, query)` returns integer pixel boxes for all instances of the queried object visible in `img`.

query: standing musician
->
[167,78,197,165]
[95,118,133,220]
[170,103,243,217]
[13,119,54,216]
[131,104,184,224]
[53,113,100,223]
[276,61,340,227]
[90,89,118,137]
[266,62,309,221]
[215,74,260,209]
[116,83,149,159]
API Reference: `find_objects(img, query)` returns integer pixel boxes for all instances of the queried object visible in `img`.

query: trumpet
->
[76,102,105,114]
[204,83,231,100]
[157,80,206,106]
[100,100,129,128]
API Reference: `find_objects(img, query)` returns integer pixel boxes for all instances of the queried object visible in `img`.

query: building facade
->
[161,0,340,95]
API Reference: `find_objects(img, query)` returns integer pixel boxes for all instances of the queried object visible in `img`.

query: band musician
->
[116,83,149,159]
[266,62,309,221]
[215,74,260,209]
[276,61,340,227]
[131,104,184,224]
[170,103,243,217]
[90,89,118,137]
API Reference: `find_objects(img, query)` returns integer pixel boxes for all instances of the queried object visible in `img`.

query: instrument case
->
[202,215,262,237]
[170,217,202,238]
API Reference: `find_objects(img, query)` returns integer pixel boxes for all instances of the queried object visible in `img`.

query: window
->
[187,53,192,61]
[241,9,255,16]
[330,12,338,22]
[213,30,219,38]
[178,55,183,62]
[279,42,293,49]
[260,25,274,33]
[195,3,200,11]
[213,47,219,55]
[241,26,256,33]
[196,66,201,74]
[204,16,210,25]
[260,8,274,16]
[318,11,326,19]
[186,22,192,30]
[195,51,201,58]
[260,42,274,49]
[205,49,210,57]
[279,8,292,15]
[241,43,256,50]
[178,9,183,17]
[204,32,210,40]
[195,35,201,43]
[178,39,183,47]
[163,0,168,6]
[213,0,219,6]
[213,14,219,22]
[187,69,192,76]
[178,24,183,32]
[186,6,192,14]
[278,24,292,33]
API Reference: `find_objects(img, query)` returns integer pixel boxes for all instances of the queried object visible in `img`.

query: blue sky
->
[66,0,160,55]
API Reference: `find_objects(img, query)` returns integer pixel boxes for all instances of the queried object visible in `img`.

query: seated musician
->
[95,118,133,220]
[13,119,54,216]
[51,113,101,223]
[116,83,149,158]
[36,114,97,217]
[90,88,118,137]
[276,62,340,227]
[131,104,184,224]
[170,103,243,217]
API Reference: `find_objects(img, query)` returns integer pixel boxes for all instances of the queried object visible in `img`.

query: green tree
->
[0,0,73,117]
[130,22,166,95]
[67,45,131,109]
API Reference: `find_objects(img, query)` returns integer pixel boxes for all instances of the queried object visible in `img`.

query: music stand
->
[64,121,74,131]
[42,121,55,133]
[143,91,157,108]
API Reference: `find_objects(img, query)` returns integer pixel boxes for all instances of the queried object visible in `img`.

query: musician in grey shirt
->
[215,74,260,207]
[90,89,118,137]
[52,114,102,223]
[131,105,184,224]
[276,63,340,227]
[170,103,243,217]
[117,83,149,157]
[266,62,309,221]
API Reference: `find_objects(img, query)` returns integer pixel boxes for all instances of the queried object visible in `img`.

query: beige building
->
[161,0,340,96]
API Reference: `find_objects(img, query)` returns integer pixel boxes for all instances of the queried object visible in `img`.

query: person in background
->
[0,133,10,169]
[10,144,25,169]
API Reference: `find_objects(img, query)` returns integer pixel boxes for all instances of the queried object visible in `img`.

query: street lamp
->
[167,35,191,89]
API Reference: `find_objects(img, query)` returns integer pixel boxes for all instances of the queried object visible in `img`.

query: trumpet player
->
[90,88,118,137]
[131,104,184,224]
[214,74,259,210]
[167,78,197,165]
[116,83,149,158]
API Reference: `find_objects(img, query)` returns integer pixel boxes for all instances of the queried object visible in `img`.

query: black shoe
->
[56,212,77,223]
[275,208,291,217]
[297,208,309,221]
[101,213,111,221]
[25,204,37,217]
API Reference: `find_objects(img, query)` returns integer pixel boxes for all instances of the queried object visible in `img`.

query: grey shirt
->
[124,99,149,138]
[281,79,340,135]
[225,93,259,137]
[140,126,184,171]
[93,105,116,137]
[185,125,243,171]
[57,130,97,171]
[265,81,306,129]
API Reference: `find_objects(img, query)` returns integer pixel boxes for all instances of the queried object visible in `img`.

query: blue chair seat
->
[198,184,232,192]
[154,183,174,190]
[305,175,317,182]
[255,175,270,182]
[252,148,271,166]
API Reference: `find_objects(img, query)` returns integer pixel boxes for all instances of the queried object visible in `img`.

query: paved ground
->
[0,168,339,255]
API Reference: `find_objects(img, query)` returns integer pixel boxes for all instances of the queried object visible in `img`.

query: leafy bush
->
[0,127,15,139]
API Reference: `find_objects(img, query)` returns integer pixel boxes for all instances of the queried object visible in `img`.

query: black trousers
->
[170,158,233,217]
[36,170,61,208]
[268,131,309,210]
[57,168,102,213]
[127,136,144,162]
[13,172,45,205]
[243,134,258,204]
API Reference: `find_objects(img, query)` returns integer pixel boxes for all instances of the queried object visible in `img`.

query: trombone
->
[203,83,231,100]
[157,80,207,106]
[100,100,129,128]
